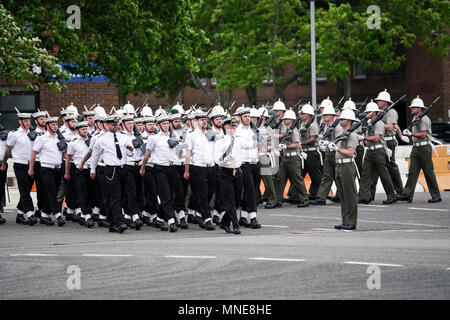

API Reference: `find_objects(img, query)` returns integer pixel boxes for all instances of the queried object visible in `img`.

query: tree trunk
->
[245,86,257,107]
[336,76,351,99]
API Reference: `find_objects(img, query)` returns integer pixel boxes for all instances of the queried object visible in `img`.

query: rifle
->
[132,124,145,153]
[56,129,68,151]
[354,97,369,118]
[167,126,179,148]
[280,115,302,145]
[333,120,364,144]
[360,94,406,134]
[299,115,316,136]
[250,121,261,142]
[406,96,440,131]
[335,96,345,110]
[0,125,8,141]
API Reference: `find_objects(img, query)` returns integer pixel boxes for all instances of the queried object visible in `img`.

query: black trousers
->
[213,165,225,213]
[40,167,62,215]
[61,161,79,210]
[74,168,94,216]
[34,162,49,213]
[153,164,176,222]
[103,165,128,227]
[301,150,323,197]
[189,165,216,220]
[241,162,260,213]
[126,165,144,216]
[14,163,34,213]
[220,167,242,228]
[143,166,159,215]
[172,165,187,212]
[0,163,7,209]
[95,166,107,216]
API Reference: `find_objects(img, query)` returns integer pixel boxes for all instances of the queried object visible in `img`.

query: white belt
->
[242,158,258,163]
[75,164,91,169]
[146,163,154,167]
[384,136,396,141]
[126,161,142,166]
[336,158,354,164]
[97,162,105,167]
[194,162,215,168]
[41,163,61,169]
[414,141,429,147]
[368,144,383,151]
[155,161,174,167]
[14,159,29,165]
[304,147,317,152]
[283,152,298,157]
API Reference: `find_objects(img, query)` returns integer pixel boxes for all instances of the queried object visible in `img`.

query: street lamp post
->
[310,0,316,109]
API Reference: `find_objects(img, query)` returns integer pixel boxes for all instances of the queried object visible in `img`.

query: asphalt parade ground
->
[0,192,449,300]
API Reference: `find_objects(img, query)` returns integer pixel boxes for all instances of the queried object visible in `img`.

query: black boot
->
[250,218,261,229]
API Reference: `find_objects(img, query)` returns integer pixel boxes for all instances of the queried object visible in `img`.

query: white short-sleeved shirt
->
[214,134,253,168]
[90,131,128,173]
[32,132,63,166]
[147,131,176,165]
[62,129,79,143]
[185,128,215,166]
[6,127,33,162]
[0,139,7,162]
[235,124,259,162]
[67,137,90,166]
[124,131,144,162]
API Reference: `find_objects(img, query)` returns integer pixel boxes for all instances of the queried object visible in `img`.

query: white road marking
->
[271,214,446,228]
[164,255,216,259]
[82,254,133,257]
[249,257,305,262]
[408,207,450,212]
[342,261,403,267]
[311,228,336,231]
[359,204,389,208]
[261,224,289,228]
[9,253,58,257]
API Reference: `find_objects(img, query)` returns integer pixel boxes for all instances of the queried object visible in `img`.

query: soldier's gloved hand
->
[401,136,410,143]
[278,144,287,150]
[318,134,324,140]
[356,134,365,141]
[328,142,338,152]
[385,148,393,158]
[319,144,327,152]
[402,129,412,137]
[367,119,372,126]
[300,152,308,160]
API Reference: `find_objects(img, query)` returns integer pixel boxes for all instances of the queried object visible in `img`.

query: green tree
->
[0,4,69,94]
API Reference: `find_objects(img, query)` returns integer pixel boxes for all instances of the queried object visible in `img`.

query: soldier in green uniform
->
[275,109,309,208]
[257,107,279,209]
[326,109,359,230]
[299,103,322,200]
[342,98,364,182]
[358,101,397,204]
[311,105,343,205]
[397,96,441,203]
[371,89,404,196]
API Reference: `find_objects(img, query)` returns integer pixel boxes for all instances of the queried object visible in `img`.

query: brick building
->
[0,42,448,131]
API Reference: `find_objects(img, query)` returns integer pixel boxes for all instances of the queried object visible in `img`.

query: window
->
[200,78,207,86]
[353,63,366,79]
[211,78,217,87]
[0,92,38,130]
[263,69,273,85]
[317,70,327,81]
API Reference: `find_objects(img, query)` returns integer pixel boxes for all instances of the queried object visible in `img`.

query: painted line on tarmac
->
[271,214,445,228]
[164,255,216,259]
[261,224,289,228]
[82,254,133,257]
[359,204,389,208]
[342,261,403,267]
[408,207,450,212]
[311,228,336,231]
[249,257,305,262]
[9,253,58,257]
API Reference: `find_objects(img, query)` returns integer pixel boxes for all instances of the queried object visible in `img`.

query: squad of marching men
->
[0,89,442,232]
